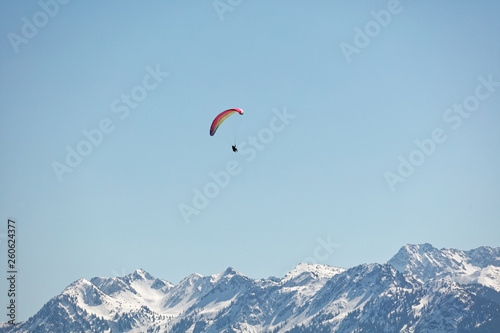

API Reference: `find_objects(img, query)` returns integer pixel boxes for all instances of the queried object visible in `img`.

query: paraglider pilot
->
[232,145,238,152]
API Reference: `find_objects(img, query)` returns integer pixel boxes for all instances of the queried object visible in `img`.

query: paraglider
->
[209,108,244,136]
[210,108,244,151]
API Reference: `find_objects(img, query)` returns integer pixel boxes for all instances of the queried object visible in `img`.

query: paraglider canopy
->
[209,108,244,136]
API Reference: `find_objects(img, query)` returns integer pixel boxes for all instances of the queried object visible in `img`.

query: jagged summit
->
[388,243,500,291]
[127,268,155,281]
[221,266,239,276]
[282,262,346,284]
[2,244,499,333]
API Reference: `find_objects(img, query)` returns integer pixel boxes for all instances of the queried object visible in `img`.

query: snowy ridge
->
[2,244,500,332]
[388,243,500,291]
[282,263,346,284]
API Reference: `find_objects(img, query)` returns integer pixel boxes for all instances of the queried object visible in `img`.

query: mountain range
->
[1,243,499,332]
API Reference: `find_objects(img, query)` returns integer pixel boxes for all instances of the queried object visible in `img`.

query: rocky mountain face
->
[1,244,499,332]
[388,243,500,291]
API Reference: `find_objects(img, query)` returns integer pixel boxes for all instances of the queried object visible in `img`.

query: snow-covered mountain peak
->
[280,263,346,292]
[216,266,241,279]
[402,243,434,252]
[178,272,204,287]
[65,278,93,289]
[128,268,155,281]
[388,243,500,291]
[4,245,500,333]
[61,278,96,298]
[389,243,464,277]
[283,263,345,282]
[467,246,500,267]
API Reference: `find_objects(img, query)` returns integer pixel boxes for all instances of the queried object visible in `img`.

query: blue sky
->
[1,0,500,322]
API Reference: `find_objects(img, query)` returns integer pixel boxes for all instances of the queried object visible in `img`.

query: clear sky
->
[1,0,499,322]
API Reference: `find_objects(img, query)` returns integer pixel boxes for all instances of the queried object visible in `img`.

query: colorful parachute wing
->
[210,108,244,136]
